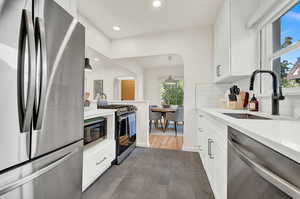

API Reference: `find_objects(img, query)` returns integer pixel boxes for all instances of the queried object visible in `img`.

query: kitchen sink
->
[222,113,272,120]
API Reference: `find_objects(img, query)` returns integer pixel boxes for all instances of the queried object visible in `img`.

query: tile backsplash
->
[260,95,300,119]
[235,77,300,119]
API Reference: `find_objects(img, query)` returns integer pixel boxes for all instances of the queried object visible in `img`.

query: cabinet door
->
[200,130,208,170]
[230,0,259,76]
[213,140,227,199]
[206,136,214,186]
[214,0,230,80]
[198,114,208,170]
[205,122,227,199]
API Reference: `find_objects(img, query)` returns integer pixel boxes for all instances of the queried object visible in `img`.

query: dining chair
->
[165,107,184,136]
[149,105,163,132]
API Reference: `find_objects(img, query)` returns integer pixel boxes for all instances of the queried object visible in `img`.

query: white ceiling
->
[115,54,184,69]
[77,0,224,39]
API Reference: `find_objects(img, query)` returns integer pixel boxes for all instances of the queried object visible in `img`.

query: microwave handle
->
[229,139,300,198]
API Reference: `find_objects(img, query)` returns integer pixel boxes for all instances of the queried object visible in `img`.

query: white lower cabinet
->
[197,112,227,199]
[82,140,116,191]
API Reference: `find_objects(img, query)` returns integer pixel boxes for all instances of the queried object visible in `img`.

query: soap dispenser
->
[249,94,259,111]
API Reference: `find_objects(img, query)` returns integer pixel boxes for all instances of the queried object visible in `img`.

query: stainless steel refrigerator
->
[0,0,85,198]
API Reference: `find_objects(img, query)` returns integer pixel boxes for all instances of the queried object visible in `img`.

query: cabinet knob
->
[216,65,221,77]
[208,139,214,159]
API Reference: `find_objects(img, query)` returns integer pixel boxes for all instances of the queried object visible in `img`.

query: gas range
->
[98,104,137,164]
[98,104,137,116]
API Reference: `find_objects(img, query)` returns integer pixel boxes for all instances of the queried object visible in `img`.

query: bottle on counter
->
[248,94,259,111]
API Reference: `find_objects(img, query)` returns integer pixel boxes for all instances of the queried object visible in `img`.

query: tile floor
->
[82,148,214,199]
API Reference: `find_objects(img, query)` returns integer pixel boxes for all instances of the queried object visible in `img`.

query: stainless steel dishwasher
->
[228,127,300,199]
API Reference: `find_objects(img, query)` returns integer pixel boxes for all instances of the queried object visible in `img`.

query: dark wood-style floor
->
[82,148,214,199]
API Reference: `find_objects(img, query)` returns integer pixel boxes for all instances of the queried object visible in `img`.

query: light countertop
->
[198,108,300,164]
[108,100,149,104]
[84,108,116,120]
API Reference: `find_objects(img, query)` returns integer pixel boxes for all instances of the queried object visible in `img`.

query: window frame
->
[260,0,300,96]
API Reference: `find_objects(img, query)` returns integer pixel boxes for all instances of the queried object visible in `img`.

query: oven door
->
[117,113,136,155]
[84,118,107,145]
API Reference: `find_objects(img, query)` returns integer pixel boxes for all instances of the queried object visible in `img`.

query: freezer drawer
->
[0,141,83,199]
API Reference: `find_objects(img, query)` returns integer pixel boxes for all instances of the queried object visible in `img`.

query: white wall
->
[54,0,77,16]
[114,59,145,100]
[110,27,214,150]
[78,14,112,57]
[76,13,146,100]
[84,50,136,100]
[144,66,184,105]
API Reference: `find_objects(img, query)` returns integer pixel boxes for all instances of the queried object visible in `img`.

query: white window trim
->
[260,0,300,97]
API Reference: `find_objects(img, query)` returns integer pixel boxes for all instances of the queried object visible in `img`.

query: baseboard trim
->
[136,142,150,148]
[182,146,199,152]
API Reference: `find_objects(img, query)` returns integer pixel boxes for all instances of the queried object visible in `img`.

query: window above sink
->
[260,1,300,95]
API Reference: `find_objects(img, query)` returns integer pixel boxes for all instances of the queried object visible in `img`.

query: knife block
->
[227,93,247,110]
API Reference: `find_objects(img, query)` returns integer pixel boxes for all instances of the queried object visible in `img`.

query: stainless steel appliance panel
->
[84,117,107,145]
[0,0,34,171]
[0,141,83,199]
[228,127,300,199]
[31,0,85,158]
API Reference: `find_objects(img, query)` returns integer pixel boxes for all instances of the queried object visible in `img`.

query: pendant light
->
[85,58,93,72]
[164,76,177,85]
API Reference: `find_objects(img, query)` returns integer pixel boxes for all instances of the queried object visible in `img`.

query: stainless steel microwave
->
[84,117,107,145]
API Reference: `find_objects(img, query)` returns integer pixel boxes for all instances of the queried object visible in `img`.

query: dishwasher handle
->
[229,139,300,199]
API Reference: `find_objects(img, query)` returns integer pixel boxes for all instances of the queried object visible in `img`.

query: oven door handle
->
[118,115,128,122]
[229,139,300,198]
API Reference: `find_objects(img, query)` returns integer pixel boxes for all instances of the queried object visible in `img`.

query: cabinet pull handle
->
[96,157,107,166]
[208,139,214,159]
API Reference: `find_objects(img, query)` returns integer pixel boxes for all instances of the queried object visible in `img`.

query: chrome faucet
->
[249,70,285,115]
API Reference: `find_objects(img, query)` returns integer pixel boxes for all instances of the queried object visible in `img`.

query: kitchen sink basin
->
[222,113,272,120]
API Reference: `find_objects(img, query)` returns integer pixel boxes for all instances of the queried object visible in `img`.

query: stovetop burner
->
[98,104,137,116]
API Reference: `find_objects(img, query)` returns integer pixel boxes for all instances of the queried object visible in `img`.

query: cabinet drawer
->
[82,141,116,191]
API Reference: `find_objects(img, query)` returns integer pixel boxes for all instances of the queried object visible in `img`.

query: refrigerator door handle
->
[17,9,36,132]
[34,17,48,130]
[0,148,78,196]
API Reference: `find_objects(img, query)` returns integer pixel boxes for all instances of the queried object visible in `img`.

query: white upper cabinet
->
[214,0,260,83]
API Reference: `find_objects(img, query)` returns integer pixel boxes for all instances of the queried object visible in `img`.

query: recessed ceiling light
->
[152,0,162,8]
[113,26,121,31]
[94,58,99,62]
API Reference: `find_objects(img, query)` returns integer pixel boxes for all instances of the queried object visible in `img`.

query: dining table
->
[150,107,177,113]
[150,107,177,132]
